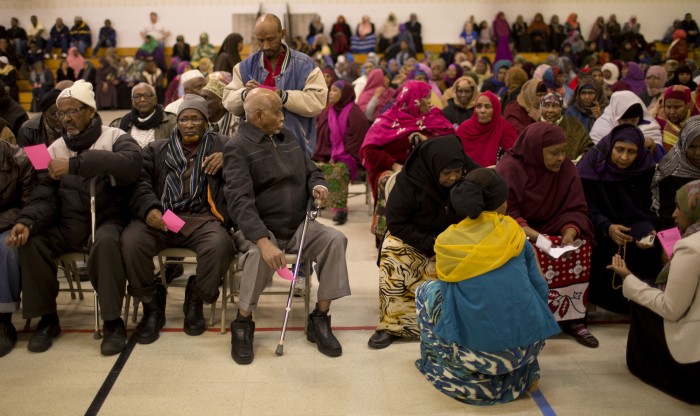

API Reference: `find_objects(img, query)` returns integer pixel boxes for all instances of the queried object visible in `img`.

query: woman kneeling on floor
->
[368,136,478,349]
[415,168,560,405]
[608,179,700,404]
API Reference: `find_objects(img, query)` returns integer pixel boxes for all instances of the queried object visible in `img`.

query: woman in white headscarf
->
[589,91,664,159]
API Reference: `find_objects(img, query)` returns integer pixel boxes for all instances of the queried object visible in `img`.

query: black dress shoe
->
[367,330,398,349]
[28,316,61,353]
[183,276,206,336]
[101,318,127,356]
[307,310,342,357]
[230,318,255,365]
[0,321,18,358]
[332,211,348,225]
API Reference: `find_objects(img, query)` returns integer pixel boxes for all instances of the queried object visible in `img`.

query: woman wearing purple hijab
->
[493,12,513,62]
[313,80,370,225]
[577,124,662,314]
[621,62,646,97]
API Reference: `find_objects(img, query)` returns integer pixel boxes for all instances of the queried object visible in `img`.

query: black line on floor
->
[85,333,138,416]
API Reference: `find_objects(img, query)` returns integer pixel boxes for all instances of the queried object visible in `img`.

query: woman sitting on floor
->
[652,116,700,229]
[360,80,455,246]
[608,179,700,404]
[504,79,548,134]
[456,91,517,167]
[589,91,664,160]
[312,80,370,225]
[578,124,662,315]
[368,136,478,349]
[496,122,599,348]
[415,168,560,405]
[539,92,593,161]
[565,76,608,134]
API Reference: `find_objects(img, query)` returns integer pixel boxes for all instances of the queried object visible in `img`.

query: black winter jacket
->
[16,129,142,248]
[128,132,232,228]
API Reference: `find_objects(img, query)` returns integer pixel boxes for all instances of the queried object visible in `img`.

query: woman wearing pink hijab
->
[457,91,517,167]
[357,68,395,121]
[361,81,455,243]
[66,46,84,80]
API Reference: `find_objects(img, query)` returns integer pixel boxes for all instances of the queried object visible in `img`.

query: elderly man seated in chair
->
[6,80,142,356]
[121,94,235,345]
[224,88,351,365]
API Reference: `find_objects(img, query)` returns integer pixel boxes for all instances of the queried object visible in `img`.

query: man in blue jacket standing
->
[223,13,326,155]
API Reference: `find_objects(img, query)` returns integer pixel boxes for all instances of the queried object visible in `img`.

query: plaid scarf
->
[161,127,212,212]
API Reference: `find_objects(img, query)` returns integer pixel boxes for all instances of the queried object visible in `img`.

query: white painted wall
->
[0,1,694,48]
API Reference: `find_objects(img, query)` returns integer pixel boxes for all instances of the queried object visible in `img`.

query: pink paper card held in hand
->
[657,227,682,258]
[23,144,52,170]
[276,267,295,281]
[162,209,185,233]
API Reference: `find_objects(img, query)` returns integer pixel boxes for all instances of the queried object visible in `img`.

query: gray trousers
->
[234,220,351,312]
[121,220,235,303]
[19,222,126,321]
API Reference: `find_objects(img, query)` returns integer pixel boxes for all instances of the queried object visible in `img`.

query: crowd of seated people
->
[1,9,700,408]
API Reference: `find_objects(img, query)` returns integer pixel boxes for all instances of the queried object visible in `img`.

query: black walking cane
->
[275,201,319,356]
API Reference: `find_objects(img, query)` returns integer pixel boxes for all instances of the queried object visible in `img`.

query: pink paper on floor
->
[23,144,52,170]
[657,227,682,258]
[276,267,295,281]
[162,209,186,233]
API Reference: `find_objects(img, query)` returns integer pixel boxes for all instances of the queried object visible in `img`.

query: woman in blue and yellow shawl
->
[415,168,559,405]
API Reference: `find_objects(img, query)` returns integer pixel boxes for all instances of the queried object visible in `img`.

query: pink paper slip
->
[24,144,52,170]
[162,210,185,233]
[276,268,295,281]
[657,227,682,258]
[258,84,277,91]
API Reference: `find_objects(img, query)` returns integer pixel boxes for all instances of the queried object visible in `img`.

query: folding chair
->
[347,167,372,215]
[218,253,311,334]
[123,248,220,327]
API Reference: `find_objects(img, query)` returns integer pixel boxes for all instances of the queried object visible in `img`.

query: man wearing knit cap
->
[110,82,176,148]
[6,80,143,356]
[201,77,237,137]
[224,88,350,364]
[223,13,327,155]
[164,69,207,115]
[122,94,235,343]
[16,88,63,147]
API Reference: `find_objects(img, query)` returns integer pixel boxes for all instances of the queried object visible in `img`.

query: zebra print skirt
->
[376,234,436,338]
[415,280,544,405]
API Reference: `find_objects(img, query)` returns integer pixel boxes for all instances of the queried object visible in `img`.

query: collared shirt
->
[262,49,285,87]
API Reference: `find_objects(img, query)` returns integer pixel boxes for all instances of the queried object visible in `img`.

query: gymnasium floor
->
[0,111,697,415]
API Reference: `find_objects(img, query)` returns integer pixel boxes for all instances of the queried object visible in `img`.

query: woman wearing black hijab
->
[368,136,479,349]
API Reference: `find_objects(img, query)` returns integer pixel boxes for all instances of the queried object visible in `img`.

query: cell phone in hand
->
[639,235,655,246]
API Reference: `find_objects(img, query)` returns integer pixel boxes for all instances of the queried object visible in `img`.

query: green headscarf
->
[140,35,159,54]
[656,179,700,285]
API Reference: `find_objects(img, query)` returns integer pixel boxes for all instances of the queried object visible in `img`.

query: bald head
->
[256,14,282,31]
[244,88,284,135]
[254,14,285,60]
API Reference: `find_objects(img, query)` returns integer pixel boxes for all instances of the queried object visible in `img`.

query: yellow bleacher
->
[15,41,687,112]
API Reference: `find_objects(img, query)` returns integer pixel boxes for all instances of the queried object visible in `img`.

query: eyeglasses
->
[56,105,87,118]
[132,93,156,101]
[177,118,205,126]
